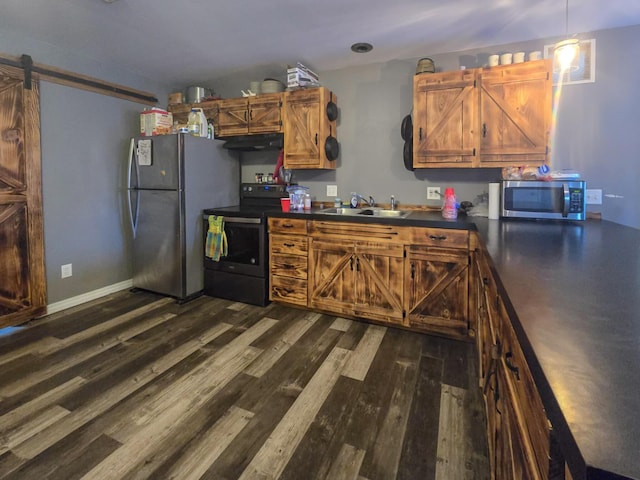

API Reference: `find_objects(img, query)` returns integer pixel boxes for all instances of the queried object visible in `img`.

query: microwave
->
[501,180,586,220]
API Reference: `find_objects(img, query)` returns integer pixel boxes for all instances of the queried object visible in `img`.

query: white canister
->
[500,53,513,65]
[529,51,542,61]
[488,55,500,67]
[513,52,525,63]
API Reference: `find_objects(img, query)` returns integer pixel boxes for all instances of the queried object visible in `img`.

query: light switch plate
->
[427,187,441,200]
[326,185,338,197]
[61,263,72,278]
[586,189,602,205]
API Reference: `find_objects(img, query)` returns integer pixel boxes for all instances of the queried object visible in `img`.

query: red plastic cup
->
[280,197,291,212]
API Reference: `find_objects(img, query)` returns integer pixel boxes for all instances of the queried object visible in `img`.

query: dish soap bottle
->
[442,187,458,219]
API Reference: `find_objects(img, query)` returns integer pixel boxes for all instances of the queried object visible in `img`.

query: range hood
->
[221,133,284,151]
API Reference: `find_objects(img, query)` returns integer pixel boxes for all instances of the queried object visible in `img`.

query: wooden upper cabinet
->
[479,59,552,166]
[216,97,249,136]
[412,60,552,168]
[413,69,478,167]
[248,93,283,134]
[283,87,337,170]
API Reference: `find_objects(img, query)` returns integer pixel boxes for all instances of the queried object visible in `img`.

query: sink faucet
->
[390,195,396,210]
[350,192,375,208]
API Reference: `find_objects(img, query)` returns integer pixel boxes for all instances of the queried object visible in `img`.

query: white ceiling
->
[1,0,639,87]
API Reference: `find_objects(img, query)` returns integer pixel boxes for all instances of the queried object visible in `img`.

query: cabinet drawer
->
[270,275,307,306]
[269,217,308,234]
[271,253,307,279]
[500,309,550,478]
[271,234,308,255]
[310,220,400,241]
[406,227,469,249]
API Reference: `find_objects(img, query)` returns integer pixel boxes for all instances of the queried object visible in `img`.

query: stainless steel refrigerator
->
[127,134,239,301]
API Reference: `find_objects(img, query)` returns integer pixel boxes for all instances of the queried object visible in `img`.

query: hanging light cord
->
[565,0,569,36]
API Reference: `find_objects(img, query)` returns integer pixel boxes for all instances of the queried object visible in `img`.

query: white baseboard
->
[46,279,133,315]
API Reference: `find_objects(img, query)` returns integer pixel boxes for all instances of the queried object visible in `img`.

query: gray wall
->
[2,22,639,308]
[222,25,640,228]
[1,26,171,304]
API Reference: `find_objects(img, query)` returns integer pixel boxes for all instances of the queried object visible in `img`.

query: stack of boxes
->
[287,62,320,88]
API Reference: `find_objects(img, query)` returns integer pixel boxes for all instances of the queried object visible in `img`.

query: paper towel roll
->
[488,183,500,220]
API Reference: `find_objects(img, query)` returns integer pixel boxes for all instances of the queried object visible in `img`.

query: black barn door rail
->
[0,53,158,105]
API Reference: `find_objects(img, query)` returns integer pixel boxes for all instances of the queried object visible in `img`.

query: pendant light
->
[554,0,580,72]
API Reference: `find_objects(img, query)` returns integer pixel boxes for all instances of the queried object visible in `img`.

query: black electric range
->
[202,183,289,306]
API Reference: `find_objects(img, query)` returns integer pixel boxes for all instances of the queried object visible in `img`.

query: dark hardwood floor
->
[0,291,489,479]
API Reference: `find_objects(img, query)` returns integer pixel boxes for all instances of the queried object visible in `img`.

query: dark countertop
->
[269,208,640,479]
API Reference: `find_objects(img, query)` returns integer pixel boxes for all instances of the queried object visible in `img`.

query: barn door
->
[0,66,46,327]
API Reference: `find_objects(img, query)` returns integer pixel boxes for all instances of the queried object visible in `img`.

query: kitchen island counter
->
[267,210,640,479]
[473,217,640,480]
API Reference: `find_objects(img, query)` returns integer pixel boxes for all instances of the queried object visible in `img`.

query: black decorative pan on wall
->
[401,114,414,171]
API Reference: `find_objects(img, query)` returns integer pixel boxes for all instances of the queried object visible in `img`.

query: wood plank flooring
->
[0,291,489,479]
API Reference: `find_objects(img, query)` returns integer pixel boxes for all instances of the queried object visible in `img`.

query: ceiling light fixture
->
[553,0,580,72]
[351,42,373,54]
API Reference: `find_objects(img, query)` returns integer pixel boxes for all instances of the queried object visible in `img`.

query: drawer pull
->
[429,234,447,241]
[283,243,295,247]
[282,224,295,228]
[505,352,520,380]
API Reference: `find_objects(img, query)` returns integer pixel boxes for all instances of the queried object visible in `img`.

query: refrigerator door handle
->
[127,138,139,237]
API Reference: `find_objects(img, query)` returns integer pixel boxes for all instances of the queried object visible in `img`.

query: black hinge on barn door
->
[21,54,33,90]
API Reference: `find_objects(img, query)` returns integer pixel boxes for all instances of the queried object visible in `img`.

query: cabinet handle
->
[249,109,253,120]
[428,234,447,241]
[282,224,295,228]
[419,127,423,140]
[482,123,487,137]
[244,111,247,121]
[410,262,415,280]
[505,352,520,380]
[355,257,360,271]
[315,133,318,145]
[350,257,354,270]
[483,277,490,285]
[283,243,295,247]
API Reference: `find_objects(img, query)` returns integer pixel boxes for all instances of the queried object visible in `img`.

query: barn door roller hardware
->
[0,52,158,105]
[20,54,33,90]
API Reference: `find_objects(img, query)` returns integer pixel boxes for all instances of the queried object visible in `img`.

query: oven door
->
[203,215,266,277]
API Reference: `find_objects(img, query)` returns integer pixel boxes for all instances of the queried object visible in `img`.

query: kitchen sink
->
[317,207,411,219]
[317,207,364,216]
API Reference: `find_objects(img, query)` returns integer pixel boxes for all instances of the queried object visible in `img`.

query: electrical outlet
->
[427,187,441,200]
[586,189,602,205]
[61,263,72,278]
[326,185,338,197]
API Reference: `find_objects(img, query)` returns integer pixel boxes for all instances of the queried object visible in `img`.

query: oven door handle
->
[202,214,262,224]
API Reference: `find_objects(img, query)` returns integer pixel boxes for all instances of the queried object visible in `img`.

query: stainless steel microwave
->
[501,180,586,220]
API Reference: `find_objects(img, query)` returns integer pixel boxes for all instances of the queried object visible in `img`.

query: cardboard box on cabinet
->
[140,108,173,136]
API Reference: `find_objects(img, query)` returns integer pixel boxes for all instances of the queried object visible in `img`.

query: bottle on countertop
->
[304,193,311,210]
[442,187,458,219]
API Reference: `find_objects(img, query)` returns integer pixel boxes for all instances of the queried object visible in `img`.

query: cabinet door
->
[405,245,469,339]
[479,60,551,166]
[308,238,355,315]
[249,93,282,133]
[353,242,405,325]
[217,97,249,136]
[413,69,478,168]
[283,87,336,170]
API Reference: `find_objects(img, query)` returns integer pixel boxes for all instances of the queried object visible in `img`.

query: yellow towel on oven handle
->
[205,215,227,261]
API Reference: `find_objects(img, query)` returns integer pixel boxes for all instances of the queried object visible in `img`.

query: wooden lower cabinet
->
[405,245,470,339]
[268,218,308,307]
[475,240,551,480]
[308,237,405,325]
